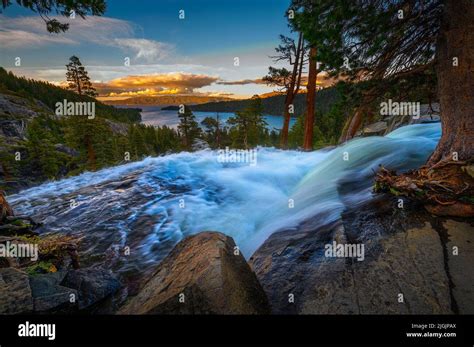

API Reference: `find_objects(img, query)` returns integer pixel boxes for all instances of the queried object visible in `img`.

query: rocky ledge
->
[119,232,270,314]
[3,193,472,315]
[249,196,474,314]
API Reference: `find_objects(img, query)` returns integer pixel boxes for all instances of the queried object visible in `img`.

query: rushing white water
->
[7,123,441,276]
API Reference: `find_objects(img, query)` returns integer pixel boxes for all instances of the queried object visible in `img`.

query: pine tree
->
[227,96,267,149]
[1,0,106,33]
[263,33,306,148]
[294,0,474,216]
[177,105,201,150]
[201,114,222,149]
[65,56,97,97]
[24,117,63,179]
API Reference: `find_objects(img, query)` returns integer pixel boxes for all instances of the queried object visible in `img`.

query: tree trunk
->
[303,46,318,151]
[215,113,220,148]
[75,67,82,96]
[339,108,363,143]
[280,105,292,149]
[280,32,304,149]
[428,0,474,165]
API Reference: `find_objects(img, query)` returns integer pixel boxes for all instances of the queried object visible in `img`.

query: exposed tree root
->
[0,191,14,223]
[374,160,474,217]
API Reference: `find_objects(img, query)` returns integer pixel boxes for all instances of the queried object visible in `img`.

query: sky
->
[0,0,295,99]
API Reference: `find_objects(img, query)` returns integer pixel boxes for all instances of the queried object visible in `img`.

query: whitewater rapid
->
[7,123,441,276]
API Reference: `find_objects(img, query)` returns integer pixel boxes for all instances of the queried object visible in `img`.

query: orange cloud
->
[93,72,219,96]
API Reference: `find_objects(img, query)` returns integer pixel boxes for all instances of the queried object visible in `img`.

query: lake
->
[136,106,296,131]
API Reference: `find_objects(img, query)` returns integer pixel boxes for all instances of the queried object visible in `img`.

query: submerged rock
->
[119,232,270,314]
[250,196,474,314]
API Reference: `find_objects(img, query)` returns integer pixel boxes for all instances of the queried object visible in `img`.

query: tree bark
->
[428,0,474,165]
[303,46,318,151]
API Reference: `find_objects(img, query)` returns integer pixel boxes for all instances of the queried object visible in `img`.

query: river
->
[7,123,441,279]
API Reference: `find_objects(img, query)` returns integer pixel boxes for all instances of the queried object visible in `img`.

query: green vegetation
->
[66,56,98,97]
[197,97,279,150]
[179,87,339,117]
[0,68,180,192]
[0,113,181,190]
[178,105,202,150]
[1,0,106,33]
[227,96,268,149]
[0,67,141,123]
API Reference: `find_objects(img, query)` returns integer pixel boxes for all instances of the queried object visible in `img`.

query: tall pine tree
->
[65,56,97,97]
[177,105,201,150]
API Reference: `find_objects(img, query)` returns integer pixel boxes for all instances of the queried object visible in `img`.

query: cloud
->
[112,39,174,62]
[0,15,173,62]
[93,72,220,96]
[217,78,265,85]
[0,29,75,48]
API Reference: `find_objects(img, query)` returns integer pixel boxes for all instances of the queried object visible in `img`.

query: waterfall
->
[8,123,441,275]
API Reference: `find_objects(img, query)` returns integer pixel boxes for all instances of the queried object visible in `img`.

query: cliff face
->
[0,92,51,145]
[0,91,136,194]
[249,196,474,314]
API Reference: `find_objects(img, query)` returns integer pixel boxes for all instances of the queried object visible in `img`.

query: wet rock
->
[0,267,33,314]
[444,220,474,313]
[61,267,121,310]
[357,121,387,136]
[119,232,270,314]
[29,272,78,313]
[191,138,210,151]
[250,197,470,314]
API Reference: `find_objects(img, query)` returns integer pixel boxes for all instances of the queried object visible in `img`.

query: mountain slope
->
[162,88,340,116]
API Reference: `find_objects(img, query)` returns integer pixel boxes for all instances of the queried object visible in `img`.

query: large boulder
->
[250,197,473,314]
[119,232,270,314]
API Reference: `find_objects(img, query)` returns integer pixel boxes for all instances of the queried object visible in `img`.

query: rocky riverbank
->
[112,194,473,315]
[2,192,473,314]
[0,191,122,314]
[249,195,473,314]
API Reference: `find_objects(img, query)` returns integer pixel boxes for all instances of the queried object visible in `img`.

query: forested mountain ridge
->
[0,67,142,123]
[163,87,340,116]
[0,69,181,194]
[103,95,234,106]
